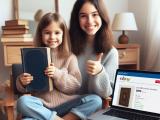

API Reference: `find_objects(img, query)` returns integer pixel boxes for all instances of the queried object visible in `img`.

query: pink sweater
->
[16,52,81,108]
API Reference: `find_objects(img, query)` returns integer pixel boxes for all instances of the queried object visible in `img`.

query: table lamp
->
[112,12,138,44]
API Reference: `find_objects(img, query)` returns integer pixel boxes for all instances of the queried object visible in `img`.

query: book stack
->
[1,19,33,42]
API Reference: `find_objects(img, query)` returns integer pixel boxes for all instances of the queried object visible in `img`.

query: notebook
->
[88,69,160,120]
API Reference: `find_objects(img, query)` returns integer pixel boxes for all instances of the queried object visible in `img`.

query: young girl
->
[69,0,119,105]
[16,13,82,120]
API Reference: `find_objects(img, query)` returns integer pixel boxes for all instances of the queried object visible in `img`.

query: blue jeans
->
[17,94,102,120]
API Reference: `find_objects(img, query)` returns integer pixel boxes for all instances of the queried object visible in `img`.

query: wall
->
[128,0,148,44]
[128,0,149,68]
[105,0,128,43]
[0,0,13,82]
[0,0,128,82]
[59,0,76,27]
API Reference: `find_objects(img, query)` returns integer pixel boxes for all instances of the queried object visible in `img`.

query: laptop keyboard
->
[103,108,159,120]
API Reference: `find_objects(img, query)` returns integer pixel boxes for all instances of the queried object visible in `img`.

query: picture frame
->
[13,0,59,20]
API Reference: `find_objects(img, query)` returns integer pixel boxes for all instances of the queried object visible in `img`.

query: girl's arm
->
[88,47,119,98]
[52,54,82,94]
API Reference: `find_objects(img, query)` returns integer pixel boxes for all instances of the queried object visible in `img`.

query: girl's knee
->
[90,95,102,108]
[83,94,102,109]
[17,95,41,112]
[17,96,31,111]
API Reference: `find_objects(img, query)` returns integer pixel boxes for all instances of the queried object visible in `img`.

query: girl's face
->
[79,2,102,36]
[42,21,63,49]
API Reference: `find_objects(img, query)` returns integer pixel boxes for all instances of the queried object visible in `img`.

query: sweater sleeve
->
[88,47,119,98]
[52,54,82,94]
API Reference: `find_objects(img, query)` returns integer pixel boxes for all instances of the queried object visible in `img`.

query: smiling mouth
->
[48,41,58,44]
[86,25,96,30]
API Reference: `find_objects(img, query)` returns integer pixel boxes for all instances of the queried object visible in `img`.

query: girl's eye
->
[79,14,87,18]
[93,13,99,16]
[43,31,50,35]
[55,31,60,34]
[93,13,99,17]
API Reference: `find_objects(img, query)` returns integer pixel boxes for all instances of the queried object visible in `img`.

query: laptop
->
[88,69,160,120]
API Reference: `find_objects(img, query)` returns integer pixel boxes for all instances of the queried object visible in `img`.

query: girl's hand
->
[19,73,33,86]
[87,53,103,75]
[44,63,56,78]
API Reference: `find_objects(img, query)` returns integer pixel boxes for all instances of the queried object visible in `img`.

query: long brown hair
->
[34,12,71,57]
[69,0,113,55]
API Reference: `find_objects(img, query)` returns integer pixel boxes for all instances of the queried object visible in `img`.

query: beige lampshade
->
[112,12,138,31]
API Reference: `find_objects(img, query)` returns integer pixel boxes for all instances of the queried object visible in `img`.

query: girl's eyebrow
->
[42,29,51,32]
[79,11,98,15]
[43,29,49,32]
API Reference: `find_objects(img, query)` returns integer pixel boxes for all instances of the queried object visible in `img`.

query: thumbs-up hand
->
[96,53,103,62]
[86,53,103,75]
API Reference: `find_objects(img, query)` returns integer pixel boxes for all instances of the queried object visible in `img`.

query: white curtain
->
[143,0,160,71]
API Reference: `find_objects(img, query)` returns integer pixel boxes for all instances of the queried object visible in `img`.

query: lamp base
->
[118,34,129,44]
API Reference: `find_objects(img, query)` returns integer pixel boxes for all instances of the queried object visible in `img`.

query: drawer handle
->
[119,52,126,59]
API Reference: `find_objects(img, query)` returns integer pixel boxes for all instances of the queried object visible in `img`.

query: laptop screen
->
[112,69,160,114]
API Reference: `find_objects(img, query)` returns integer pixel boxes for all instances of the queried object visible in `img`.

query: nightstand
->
[2,41,34,66]
[115,44,140,70]
[1,42,140,69]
